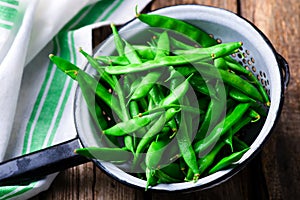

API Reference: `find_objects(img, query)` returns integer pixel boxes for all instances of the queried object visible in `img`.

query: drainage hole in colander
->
[216,38,222,44]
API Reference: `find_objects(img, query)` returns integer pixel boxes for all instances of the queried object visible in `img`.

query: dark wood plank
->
[150,0,237,12]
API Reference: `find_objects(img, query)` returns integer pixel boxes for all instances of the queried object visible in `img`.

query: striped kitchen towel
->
[0,0,151,199]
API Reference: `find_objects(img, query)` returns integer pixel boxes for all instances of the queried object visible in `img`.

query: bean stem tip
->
[49,54,54,59]
[135,5,140,17]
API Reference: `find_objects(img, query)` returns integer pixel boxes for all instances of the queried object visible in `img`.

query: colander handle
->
[277,53,290,91]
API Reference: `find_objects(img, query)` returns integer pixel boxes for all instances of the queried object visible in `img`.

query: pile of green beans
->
[49,13,270,190]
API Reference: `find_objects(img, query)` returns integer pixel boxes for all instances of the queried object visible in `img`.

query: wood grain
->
[150,0,237,12]
[31,0,299,199]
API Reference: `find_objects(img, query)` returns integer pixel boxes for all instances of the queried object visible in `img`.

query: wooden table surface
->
[32,0,299,199]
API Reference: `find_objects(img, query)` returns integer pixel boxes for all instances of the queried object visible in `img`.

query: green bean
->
[128,31,169,103]
[138,98,149,112]
[170,65,218,99]
[194,103,250,155]
[170,35,198,50]
[49,54,123,119]
[126,77,142,98]
[249,109,261,122]
[173,42,242,59]
[148,84,180,134]
[129,101,140,118]
[214,57,228,70]
[156,169,182,183]
[223,108,258,151]
[197,140,226,175]
[233,136,249,151]
[132,45,156,60]
[137,13,217,47]
[103,112,161,136]
[124,40,143,64]
[154,31,170,59]
[146,138,171,170]
[95,55,129,66]
[159,163,185,180]
[79,48,116,89]
[105,53,211,74]
[112,74,135,152]
[229,88,267,117]
[124,135,135,153]
[223,57,270,105]
[148,96,155,110]
[229,88,256,103]
[194,64,264,102]
[136,104,179,117]
[137,104,201,119]
[195,80,227,142]
[150,30,197,51]
[248,73,271,106]
[128,100,145,150]
[176,112,200,181]
[160,74,193,106]
[75,71,107,129]
[49,54,80,80]
[146,168,158,190]
[111,23,125,56]
[76,74,121,148]
[135,108,180,155]
[129,71,161,100]
[208,147,250,174]
[223,57,252,76]
[113,75,130,120]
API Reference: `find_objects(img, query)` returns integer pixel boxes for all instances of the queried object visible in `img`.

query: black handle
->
[0,138,89,186]
[276,53,290,91]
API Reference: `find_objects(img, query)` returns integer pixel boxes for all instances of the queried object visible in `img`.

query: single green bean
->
[154,31,170,59]
[137,13,217,47]
[146,168,158,190]
[173,42,242,59]
[146,138,171,170]
[49,54,123,119]
[105,53,211,74]
[124,40,143,64]
[111,23,125,56]
[176,112,200,181]
[229,88,267,117]
[103,112,161,136]
[95,55,129,66]
[208,147,250,174]
[79,48,116,89]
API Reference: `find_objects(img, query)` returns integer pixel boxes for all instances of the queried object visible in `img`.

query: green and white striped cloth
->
[0,0,151,199]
